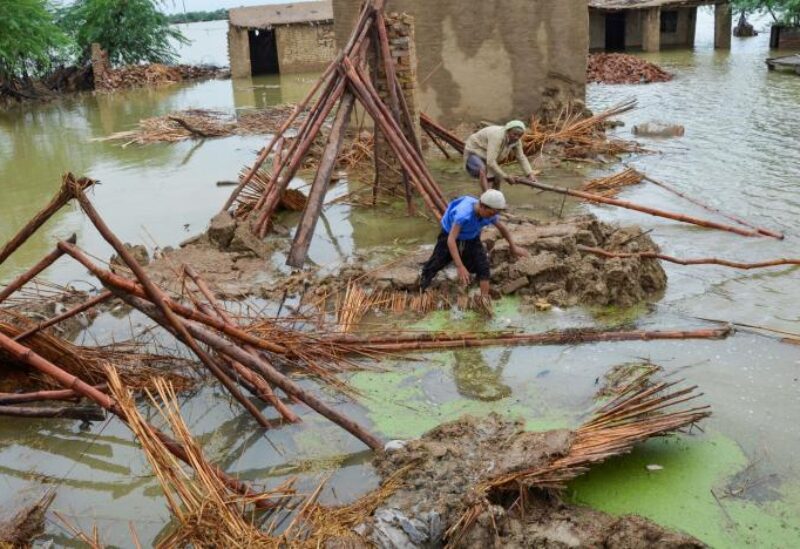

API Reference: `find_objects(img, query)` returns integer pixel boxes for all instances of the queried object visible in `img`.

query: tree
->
[0,0,68,80]
[59,0,188,66]
[732,0,800,25]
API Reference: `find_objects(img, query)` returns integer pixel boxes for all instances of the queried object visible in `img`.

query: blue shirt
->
[441,196,498,240]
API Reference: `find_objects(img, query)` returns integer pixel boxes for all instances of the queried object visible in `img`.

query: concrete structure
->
[589,0,732,52]
[228,1,336,78]
[332,0,590,125]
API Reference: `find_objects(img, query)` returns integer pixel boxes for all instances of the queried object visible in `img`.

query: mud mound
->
[368,215,667,308]
[361,415,702,548]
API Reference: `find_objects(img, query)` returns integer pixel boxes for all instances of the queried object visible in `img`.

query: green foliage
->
[60,0,189,66]
[0,0,68,79]
[732,0,800,25]
[167,9,229,24]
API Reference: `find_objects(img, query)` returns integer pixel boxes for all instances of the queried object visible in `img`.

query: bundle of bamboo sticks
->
[582,167,644,197]
[447,372,711,543]
[420,100,642,162]
[222,0,447,268]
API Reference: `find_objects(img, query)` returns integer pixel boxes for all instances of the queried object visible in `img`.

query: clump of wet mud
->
[145,213,666,310]
[358,414,702,548]
[365,214,667,308]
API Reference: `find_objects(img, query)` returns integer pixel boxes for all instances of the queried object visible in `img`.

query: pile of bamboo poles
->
[421,100,643,162]
[222,0,447,268]
[0,174,385,507]
[447,371,711,543]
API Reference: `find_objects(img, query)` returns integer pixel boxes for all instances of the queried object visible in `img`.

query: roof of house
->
[229,1,333,28]
[589,0,723,9]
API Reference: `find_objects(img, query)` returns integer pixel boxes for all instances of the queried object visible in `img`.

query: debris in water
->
[0,492,56,547]
[587,53,673,85]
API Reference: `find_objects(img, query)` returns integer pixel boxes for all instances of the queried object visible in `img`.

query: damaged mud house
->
[228,1,336,77]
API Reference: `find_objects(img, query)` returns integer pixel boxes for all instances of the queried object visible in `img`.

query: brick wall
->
[374,13,420,190]
[275,23,336,73]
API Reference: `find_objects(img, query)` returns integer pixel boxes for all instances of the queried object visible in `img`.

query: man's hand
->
[504,175,516,186]
[526,173,538,183]
[457,265,471,285]
[511,245,529,259]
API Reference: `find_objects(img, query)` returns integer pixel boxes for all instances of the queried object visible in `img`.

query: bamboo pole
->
[222,63,339,212]
[513,178,762,238]
[114,291,383,451]
[324,326,732,352]
[351,61,447,209]
[0,234,75,304]
[67,186,273,429]
[578,245,800,270]
[0,384,107,405]
[642,174,784,239]
[251,7,375,235]
[0,404,105,421]
[57,242,292,356]
[287,92,357,268]
[253,78,348,236]
[251,79,340,217]
[0,174,94,266]
[344,60,445,217]
[14,290,114,342]
[0,330,267,503]
[420,112,465,155]
[183,266,300,423]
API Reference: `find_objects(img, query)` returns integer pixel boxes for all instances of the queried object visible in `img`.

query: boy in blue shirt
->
[420,190,528,297]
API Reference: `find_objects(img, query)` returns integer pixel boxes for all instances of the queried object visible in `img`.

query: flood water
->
[1,12,800,547]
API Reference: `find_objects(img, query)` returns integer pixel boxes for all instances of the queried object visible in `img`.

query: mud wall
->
[589,11,606,50]
[589,7,697,51]
[228,25,252,79]
[660,8,697,47]
[275,23,336,73]
[332,0,589,125]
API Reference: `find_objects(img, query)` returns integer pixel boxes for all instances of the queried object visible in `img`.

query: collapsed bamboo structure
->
[222,0,447,268]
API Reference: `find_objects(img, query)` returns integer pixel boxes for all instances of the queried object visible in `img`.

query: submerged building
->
[228,1,336,78]
[331,0,590,125]
[589,0,732,51]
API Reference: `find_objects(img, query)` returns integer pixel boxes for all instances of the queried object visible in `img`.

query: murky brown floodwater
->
[1,12,799,546]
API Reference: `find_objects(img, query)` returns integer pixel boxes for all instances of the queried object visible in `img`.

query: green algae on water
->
[568,433,800,548]
[350,351,570,439]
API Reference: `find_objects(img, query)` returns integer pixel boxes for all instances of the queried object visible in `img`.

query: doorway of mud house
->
[605,12,626,50]
[249,28,280,74]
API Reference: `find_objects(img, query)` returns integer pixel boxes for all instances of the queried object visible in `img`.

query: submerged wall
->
[275,23,336,73]
[228,25,252,79]
[332,0,589,125]
[589,7,697,51]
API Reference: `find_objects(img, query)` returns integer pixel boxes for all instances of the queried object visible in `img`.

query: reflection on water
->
[453,348,513,401]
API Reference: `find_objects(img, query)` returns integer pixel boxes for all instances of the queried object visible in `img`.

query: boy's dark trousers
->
[420,231,490,289]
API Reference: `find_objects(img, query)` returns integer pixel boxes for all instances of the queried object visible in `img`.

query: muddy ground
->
[144,212,667,310]
[356,414,702,548]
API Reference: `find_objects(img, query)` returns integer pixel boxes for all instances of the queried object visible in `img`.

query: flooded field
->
[1,11,799,547]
